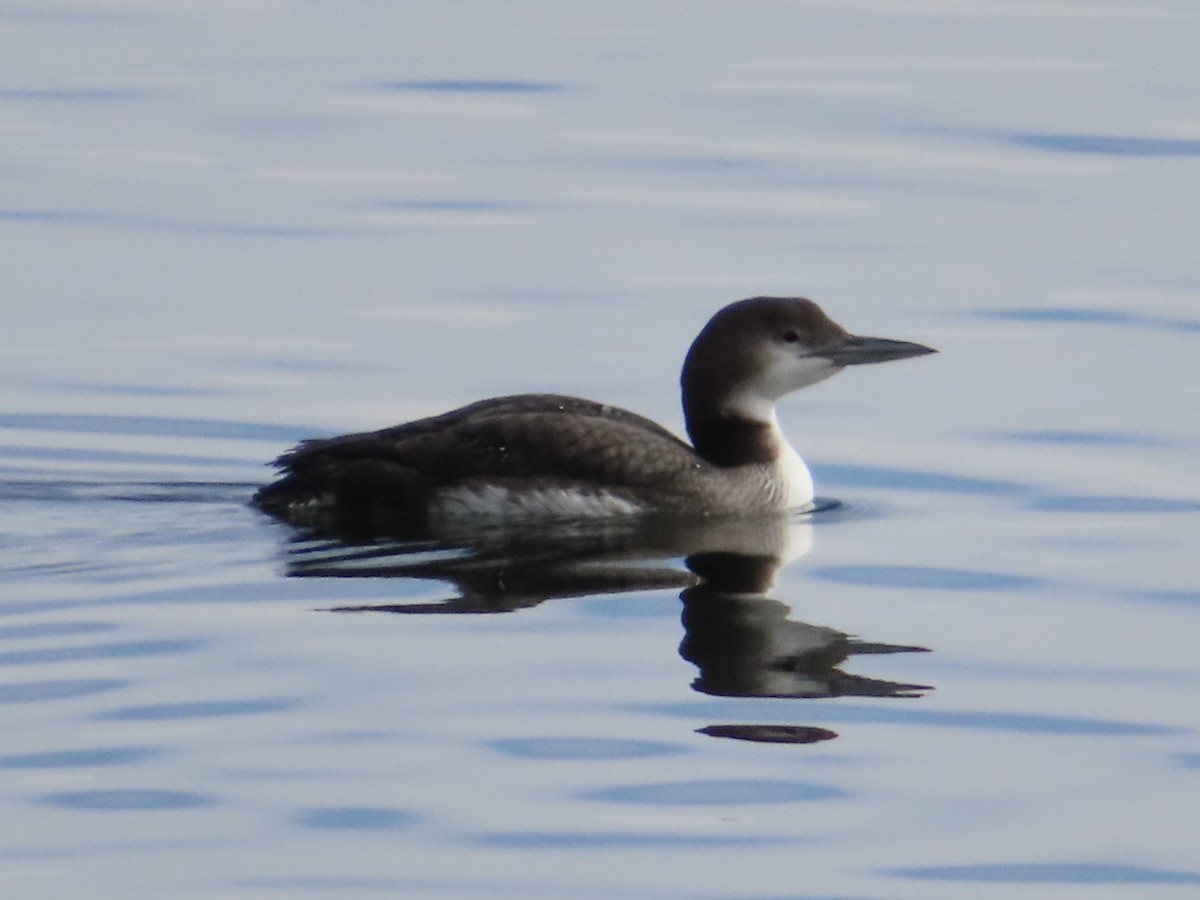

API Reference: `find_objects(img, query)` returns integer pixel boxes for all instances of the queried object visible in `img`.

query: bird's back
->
[252,394,708,524]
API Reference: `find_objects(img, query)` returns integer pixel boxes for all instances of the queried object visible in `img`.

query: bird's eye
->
[781,330,800,343]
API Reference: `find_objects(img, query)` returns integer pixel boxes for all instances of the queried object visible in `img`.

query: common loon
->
[253,296,935,526]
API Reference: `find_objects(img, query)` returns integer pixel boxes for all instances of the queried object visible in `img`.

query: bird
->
[252,296,935,530]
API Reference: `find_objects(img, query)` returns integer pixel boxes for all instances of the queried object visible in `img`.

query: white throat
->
[765,411,815,510]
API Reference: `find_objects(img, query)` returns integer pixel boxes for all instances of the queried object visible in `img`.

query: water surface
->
[3,2,1199,898]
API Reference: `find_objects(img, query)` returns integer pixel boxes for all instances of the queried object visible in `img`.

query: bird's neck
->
[686,407,785,468]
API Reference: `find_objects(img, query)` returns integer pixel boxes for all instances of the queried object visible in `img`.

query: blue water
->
[3,2,1199,898]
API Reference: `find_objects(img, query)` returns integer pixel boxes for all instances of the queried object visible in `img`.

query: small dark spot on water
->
[698,724,839,744]
[888,861,1200,885]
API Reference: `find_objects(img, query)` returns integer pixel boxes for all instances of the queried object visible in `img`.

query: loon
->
[253,296,935,527]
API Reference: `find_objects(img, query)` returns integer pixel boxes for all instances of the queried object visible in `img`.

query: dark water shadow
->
[263,508,933,744]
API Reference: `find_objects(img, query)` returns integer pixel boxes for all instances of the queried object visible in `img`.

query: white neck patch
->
[769,413,815,510]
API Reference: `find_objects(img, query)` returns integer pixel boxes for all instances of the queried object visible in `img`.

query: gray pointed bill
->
[818,334,937,367]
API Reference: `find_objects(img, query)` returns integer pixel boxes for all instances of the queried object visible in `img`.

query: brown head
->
[681,297,935,465]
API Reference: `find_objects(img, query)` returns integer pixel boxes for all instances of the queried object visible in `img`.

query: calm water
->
[3,2,1199,898]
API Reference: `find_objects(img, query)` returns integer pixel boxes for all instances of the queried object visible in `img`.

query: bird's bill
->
[818,334,937,366]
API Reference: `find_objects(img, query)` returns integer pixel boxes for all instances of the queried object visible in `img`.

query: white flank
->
[431,485,643,522]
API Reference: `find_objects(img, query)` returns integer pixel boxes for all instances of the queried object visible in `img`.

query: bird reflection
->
[272,507,931,742]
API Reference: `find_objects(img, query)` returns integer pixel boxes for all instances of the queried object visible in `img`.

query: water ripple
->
[295,806,419,831]
[97,697,297,721]
[889,862,1200,885]
[813,463,1030,497]
[809,565,1046,592]
[1005,132,1200,157]
[38,789,214,811]
[488,737,687,760]
[0,678,128,704]
[0,208,337,238]
[0,480,257,505]
[1124,589,1199,607]
[976,306,1200,334]
[0,621,115,641]
[1029,494,1200,514]
[582,779,847,805]
[0,637,204,667]
[995,429,1174,449]
[473,831,793,849]
[0,444,256,469]
[375,80,563,94]
[0,746,162,769]
[0,87,143,102]
[0,411,309,443]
